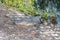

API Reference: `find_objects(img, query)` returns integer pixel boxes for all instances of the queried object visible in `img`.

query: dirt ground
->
[0,4,60,40]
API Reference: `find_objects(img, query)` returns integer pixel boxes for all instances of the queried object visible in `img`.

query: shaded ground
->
[0,4,60,40]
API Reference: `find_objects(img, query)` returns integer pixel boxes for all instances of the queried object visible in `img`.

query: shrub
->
[41,11,49,21]
[0,0,39,15]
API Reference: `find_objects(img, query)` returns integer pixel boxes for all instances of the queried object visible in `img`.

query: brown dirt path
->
[0,4,60,40]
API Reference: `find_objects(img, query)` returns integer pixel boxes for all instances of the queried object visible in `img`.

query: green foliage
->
[56,14,60,17]
[34,0,60,10]
[41,11,49,20]
[0,0,39,16]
